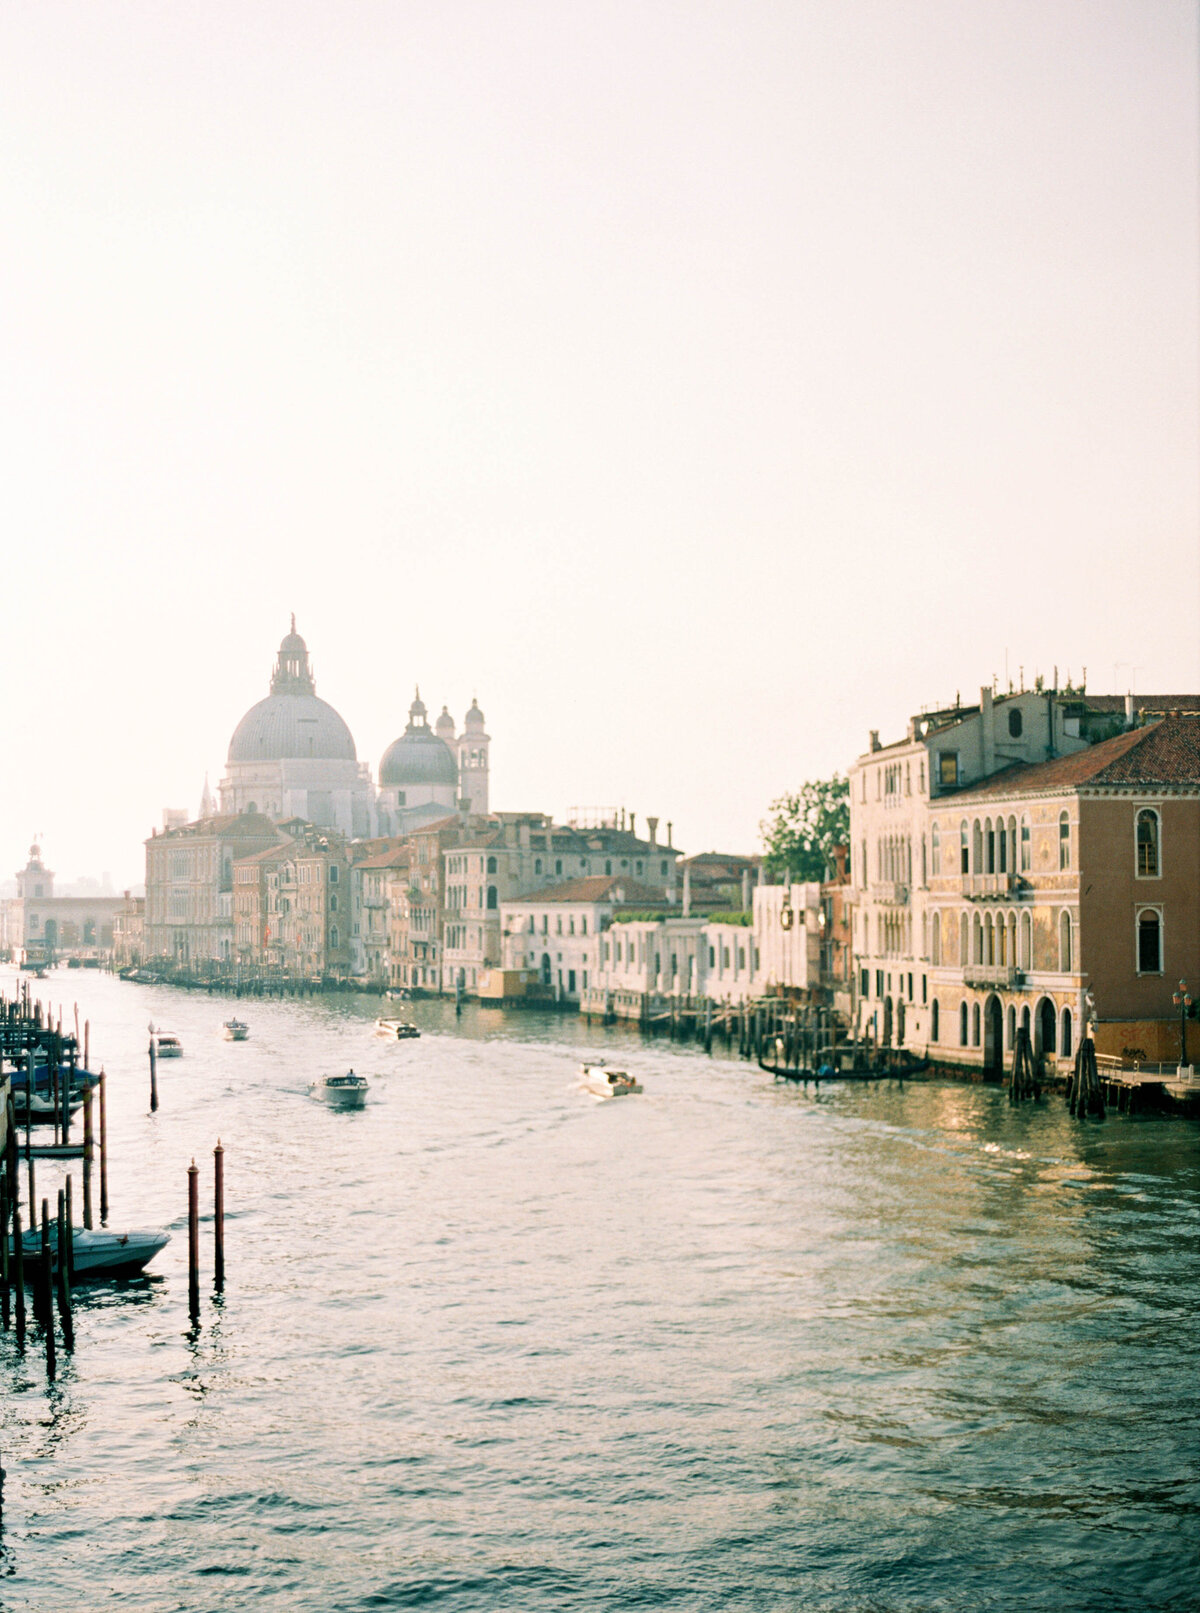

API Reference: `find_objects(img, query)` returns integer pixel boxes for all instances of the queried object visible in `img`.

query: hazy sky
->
[2,0,1196,888]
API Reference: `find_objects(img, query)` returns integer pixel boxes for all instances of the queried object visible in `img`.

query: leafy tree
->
[760,775,850,882]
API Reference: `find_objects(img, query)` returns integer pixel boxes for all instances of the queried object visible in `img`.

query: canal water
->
[1,969,1198,1611]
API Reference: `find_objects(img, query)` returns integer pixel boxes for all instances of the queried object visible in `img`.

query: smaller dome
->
[464,698,486,732]
[379,728,459,789]
[435,706,456,736]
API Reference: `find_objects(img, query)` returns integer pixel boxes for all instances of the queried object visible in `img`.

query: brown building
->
[924,714,1200,1073]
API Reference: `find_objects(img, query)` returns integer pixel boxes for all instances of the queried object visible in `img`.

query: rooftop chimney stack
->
[666,821,673,847]
[869,730,881,752]
[1125,692,1135,728]
[647,816,659,846]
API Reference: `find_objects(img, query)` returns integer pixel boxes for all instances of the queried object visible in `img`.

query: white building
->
[500,875,661,1001]
[219,621,374,839]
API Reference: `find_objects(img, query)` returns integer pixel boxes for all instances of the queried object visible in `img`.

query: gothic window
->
[1136,809,1160,878]
[487,856,497,874]
[971,1003,981,1046]
[972,820,983,874]
[959,1001,968,1045]
[1020,815,1031,871]
[486,886,498,910]
[1060,1007,1073,1058]
[931,821,940,874]
[960,821,969,875]
[960,910,969,966]
[931,912,941,965]
[329,894,338,912]
[1137,908,1162,974]
[985,818,995,874]
[931,1000,940,1041]
[1058,910,1072,972]
[1059,811,1071,869]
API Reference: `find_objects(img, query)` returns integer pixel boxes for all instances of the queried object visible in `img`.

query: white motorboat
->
[12,1088,84,1125]
[375,1017,420,1040]
[150,1030,183,1058]
[580,1060,643,1098]
[12,1225,170,1279]
[222,1019,250,1042]
[311,1070,368,1109]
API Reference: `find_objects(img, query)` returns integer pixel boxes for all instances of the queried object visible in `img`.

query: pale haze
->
[2,0,1196,889]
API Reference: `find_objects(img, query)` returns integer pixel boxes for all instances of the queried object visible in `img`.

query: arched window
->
[487,855,497,874]
[1006,1004,1016,1049]
[973,911,983,964]
[1060,1007,1073,1058]
[1008,707,1023,738]
[486,886,498,910]
[1137,909,1162,974]
[1020,815,1031,872]
[1059,811,1071,869]
[971,1003,981,1046]
[960,821,969,875]
[985,817,995,874]
[534,858,543,875]
[931,911,941,965]
[330,926,339,948]
[1058,910,1072,972]
[931,999,940,1041]
[1020,910,1032,970]
[959,1001,968,1046]
[329,893,338,912]
[972,820,983,874]
[960,910,969,966]
[1136,809,1160,878]
[931,821,940,875]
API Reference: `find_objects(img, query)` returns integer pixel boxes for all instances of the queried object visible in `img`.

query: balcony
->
[963,964,1025,991]
[868,883,909,906]
[961,873,1023,900]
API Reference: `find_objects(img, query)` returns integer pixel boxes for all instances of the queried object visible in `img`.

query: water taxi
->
[150,1029,183,1058]
[375,1017,420,1039]
[580,1060,643,1098]
[222,1019,251,1041]
[311,1071,368,1109]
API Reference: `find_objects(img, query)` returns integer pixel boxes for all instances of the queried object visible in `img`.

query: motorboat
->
[375,1017,420,1039]
[580,1060,643,1098]
[12,1087,84,1124]
[222,1019,250,1041]
[311,1071,368,1109]
[12,1225,170,1279]
[150,1030,183,1058]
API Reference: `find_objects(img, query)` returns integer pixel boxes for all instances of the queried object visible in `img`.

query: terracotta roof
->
[504,875,664,905]
[1068,694,1200,715]
[236,842,294,866]
[354,848,411,870]
[952,717,1200,801]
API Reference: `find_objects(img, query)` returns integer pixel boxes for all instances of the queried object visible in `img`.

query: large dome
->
[226,621,357,763]
[228,694,357,763]
[379,727,458,788]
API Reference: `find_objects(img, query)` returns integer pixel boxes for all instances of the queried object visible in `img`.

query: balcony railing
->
[961,873,1022,899]
[963,964,1025,990]
[868,883,909,906]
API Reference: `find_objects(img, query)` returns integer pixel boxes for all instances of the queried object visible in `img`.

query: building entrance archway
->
[983,994,1003,1078]
[1036,997,1057,1057]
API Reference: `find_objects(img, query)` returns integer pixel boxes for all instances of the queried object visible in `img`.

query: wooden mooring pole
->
[149,1035,159,1112]
[187,1159,200,1318]
[39,1200,55,1381]
[55,1189,74,1352]
[99,1069,109,1224]
[82,1087,94,1229]
[213,1141,225,1291]
[11,1204,25,1346]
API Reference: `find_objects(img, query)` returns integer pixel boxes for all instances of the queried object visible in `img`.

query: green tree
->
[760,775,850,882]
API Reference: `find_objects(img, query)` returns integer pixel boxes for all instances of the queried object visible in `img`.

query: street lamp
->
[1172,978,1192,1069]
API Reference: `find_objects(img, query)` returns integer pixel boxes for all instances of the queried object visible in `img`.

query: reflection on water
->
[1,969,1198,1611]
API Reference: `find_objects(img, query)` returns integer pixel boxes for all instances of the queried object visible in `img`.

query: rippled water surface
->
[2,971,1198,1611]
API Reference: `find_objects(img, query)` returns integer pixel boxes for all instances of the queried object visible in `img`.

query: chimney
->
[519,822,531,849]
[741,869,750,910]
[1125,692,1135,728]
[666,821,673,847]
[869,730,881,752]
[682,865,691,917]
[629,812,636,838]
[647,816,659,846]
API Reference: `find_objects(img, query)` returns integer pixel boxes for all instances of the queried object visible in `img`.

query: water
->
[2,971,1198,1611]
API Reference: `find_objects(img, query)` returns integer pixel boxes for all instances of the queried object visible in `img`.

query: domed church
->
[376,690,490,833]
[218,621,374,838]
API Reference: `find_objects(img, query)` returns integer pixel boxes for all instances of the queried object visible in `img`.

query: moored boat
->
[12,1225,170,1279]
[222,1019,250,1041]
[1161,1065,1200,1106]
[579,1060,642,1098]
[311,1070,368,1109]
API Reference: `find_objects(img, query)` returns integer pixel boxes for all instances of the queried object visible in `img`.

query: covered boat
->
[12,1226,170,1279]
[579,1060,643,1098]
[375,1017,420,1039]
[311,1070,368,1109]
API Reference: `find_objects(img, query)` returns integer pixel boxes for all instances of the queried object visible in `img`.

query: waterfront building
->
[924,713,1200,1073]
[819,847,854,1013]
[848,684,1149,1057]
[388,816,461,991]
[219,621,374,839]
[500,875,663,1002]
[752,881,821,997]
[145,812,281,964]
[351,841,410,985]
[677,851,763,914]
[112,891,146,969]
[233,841,294,966]
[8,841,125,961]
